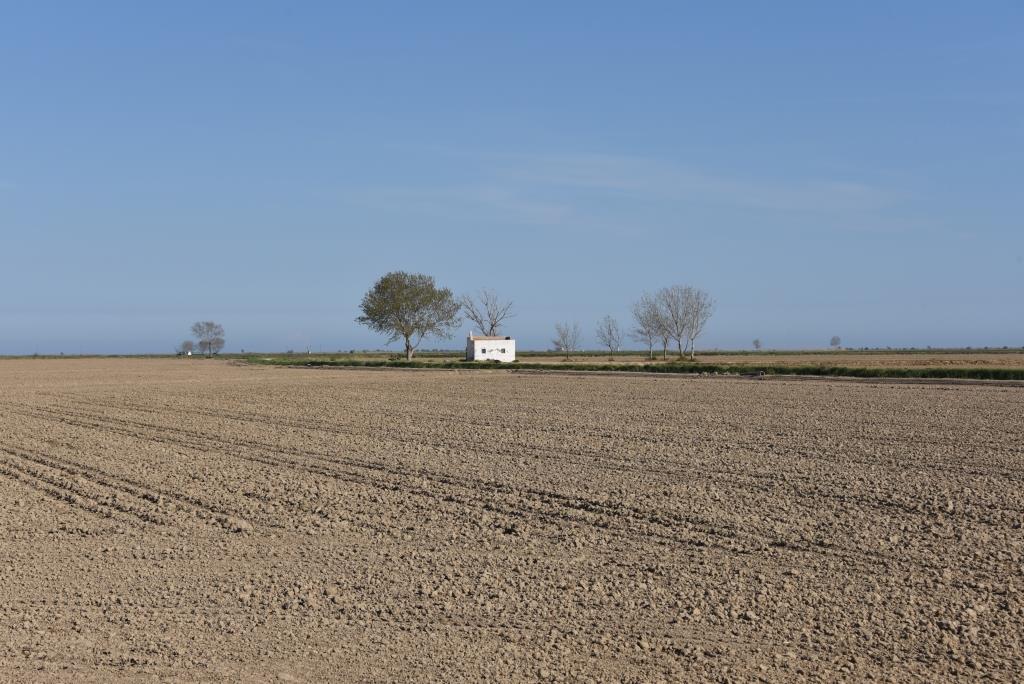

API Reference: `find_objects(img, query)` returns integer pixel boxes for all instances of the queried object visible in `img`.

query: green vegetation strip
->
[246,357,1024,381]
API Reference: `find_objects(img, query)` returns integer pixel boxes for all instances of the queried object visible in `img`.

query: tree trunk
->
[405,337,414,360]
[677,340,684,358]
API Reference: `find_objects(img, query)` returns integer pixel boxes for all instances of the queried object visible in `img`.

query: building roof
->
[468,335,513,341]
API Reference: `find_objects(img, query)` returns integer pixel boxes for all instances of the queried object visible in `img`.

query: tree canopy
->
[356,271,461,360]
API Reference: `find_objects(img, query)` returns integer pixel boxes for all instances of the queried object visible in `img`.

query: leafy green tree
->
[357,271,461,360]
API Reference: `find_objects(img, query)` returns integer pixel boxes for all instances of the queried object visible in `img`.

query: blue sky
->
[1,2,1022,354]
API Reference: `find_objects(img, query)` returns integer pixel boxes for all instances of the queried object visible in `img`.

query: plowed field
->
[1,359,1022,681]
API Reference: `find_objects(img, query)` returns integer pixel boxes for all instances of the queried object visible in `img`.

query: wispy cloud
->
[490,152,893,213]
[335,184,575,227]
[331,150,902,231]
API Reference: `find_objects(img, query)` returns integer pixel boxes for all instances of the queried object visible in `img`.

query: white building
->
[466,334,516,363]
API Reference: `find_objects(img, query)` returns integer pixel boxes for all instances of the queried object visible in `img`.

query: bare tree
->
[631,292,663,360]
[752,338,762,351]
[178,340,194,356]
[460,288,514,336]
[357,272,462,360]
[595,315,623,359]
[830,335,842,350]
[656,285,689,358]
[552,322,581,360]
[682,287,715,360]
[191,321,225,357]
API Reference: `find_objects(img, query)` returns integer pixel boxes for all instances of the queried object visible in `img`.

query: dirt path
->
[1,359,1021,681]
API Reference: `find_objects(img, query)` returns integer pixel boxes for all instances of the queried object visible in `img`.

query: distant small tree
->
[682,287,715,360]
[552,322,582,360]
[631,292,663,360]
[654,285,716,359]
[356,271,461,360]
[830,335,842,350]
[191,321,225,357]
[752,338,762,351]
[460,288,514,336]
[656,285,690,358]
[595,315,623,359]
[178,340,194,356]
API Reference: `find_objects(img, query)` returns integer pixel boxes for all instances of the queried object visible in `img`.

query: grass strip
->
[245,357,1024,381]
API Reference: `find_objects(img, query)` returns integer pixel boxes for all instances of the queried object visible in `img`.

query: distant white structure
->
[466,334,516,363]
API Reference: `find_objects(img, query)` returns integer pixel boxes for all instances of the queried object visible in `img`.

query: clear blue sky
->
[2,2,1022,354]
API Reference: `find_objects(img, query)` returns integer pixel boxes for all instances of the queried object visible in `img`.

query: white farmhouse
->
[466,334,516,363]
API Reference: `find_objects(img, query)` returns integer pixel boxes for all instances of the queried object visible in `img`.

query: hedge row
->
[246,357,1024,381]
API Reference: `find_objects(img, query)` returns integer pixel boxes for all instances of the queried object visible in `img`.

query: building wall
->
[467,339,516,363]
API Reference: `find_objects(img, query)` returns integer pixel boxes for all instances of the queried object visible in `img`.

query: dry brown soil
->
[1,359,1022,682]
[687,352,1024,369]
[516,351,1024,368]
